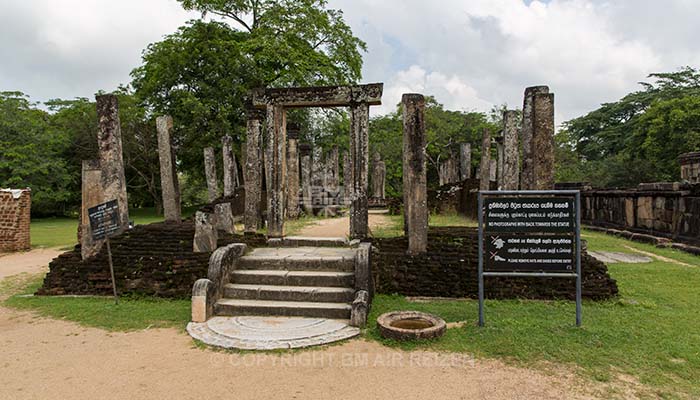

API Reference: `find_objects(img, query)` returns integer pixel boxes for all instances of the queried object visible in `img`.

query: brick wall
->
[0,189,31,252]
[37,220,267,298]
[39,223,618,300]
[373,227,618,300]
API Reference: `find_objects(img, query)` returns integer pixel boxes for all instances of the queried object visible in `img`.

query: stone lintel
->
[252,83,383,108]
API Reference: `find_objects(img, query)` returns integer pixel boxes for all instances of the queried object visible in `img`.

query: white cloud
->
[334,0,693,123]
[1,0,699,125]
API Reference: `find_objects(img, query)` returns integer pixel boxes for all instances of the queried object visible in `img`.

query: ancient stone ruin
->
[0,188,31,252]
[248,83,383,239]
[156,115,181,223]
[80,95,130,259]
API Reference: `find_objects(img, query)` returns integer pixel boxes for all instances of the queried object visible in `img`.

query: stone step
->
[269,236,349,248]
[238,247,356,272]
[231,270,354,288]
[224,283,355,303]
[214,299,352,319]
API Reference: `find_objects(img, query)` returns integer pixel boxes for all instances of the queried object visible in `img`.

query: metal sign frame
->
[478,190,582,327]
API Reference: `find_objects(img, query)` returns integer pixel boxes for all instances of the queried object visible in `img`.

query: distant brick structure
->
[679,152,700,183]
[0,189,31,252]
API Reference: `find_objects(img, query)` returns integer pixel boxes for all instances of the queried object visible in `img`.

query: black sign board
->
[88,200,121,240]
[478,190,582,327]
[485,234,575,272]
[483,197,574,233]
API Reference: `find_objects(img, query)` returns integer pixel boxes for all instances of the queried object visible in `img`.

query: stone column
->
[156,115,181,222]
[532,92,555,190]
[286,124,300,219]
[496,137,504,189]
[402,94,428,255]
[96,94,129,230]
[204,147,218,202]
[479,128,491,191]
[80,160,104,260]
[371,152,386,200]
[299,143,313,215]
[222,135,238,197]
[521,86,550,190]
[244,110,264,233]
[205,145,234,234]
[490,159,498,183]
[350,103,370,240]
[265,104,287,237]
[326,146,339,193]
[342,151,352,206]
[502,110,520,190]
[460,143,471,180]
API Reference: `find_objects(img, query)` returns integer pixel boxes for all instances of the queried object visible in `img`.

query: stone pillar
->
[342,151,352,205]
[371,152,386,200]
[222,135,239,197]
[156,116,181,222]
[460,143,471,181]
[286,124,300,219]
[502,110,520,190]
[193,211,218,253]
[204,147,218,202]
[96,94,129,230]
[532,92,555,190]
[521,86,550,190]
[479,128,491,191]
[326,146,339,193]
[350,103,370,240]
[496,137,504,189]
[244,110,264,233]
[299,143,313,215]
[490,159,498,183]
[265,104,287,237]
[402,94,428,255]
[80,160,103,260]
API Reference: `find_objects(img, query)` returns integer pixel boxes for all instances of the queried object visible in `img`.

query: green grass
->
[371,212,476,238]
[30,207,196,249]
[429,212,476,227]
[368,229,700,398]
[3,274,190,331]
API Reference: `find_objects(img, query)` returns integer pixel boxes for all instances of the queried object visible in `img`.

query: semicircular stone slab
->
[187,316,360,350]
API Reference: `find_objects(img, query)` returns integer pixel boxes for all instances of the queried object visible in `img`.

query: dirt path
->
[0,247,62,281]
[297,212,393,238]
[0,310,598,400]
[0,244,606,399]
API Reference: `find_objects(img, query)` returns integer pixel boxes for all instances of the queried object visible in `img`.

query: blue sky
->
[1,0,699,125]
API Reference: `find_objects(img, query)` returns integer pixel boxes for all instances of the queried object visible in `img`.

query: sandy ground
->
[296,212,393,238]
[0,247,61,281]
[0,245,605,399]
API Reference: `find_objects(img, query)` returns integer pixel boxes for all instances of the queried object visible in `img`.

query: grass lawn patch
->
[429,212,476,227]
[3,274,190,331]
[30,207,197,250]
[366,230,700,398]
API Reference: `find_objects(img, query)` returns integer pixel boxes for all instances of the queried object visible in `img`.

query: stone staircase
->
[212,238,359,320]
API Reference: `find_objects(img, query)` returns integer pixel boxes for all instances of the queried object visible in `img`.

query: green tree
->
[561,67,700,187]
[131,0,366,182]
[0,92,73,215]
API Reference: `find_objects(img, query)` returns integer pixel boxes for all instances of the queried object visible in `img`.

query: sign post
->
[478,190,582,327]
[87,199,122,304]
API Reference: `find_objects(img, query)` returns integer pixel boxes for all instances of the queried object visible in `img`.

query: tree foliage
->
[559,67,700,187]
[131,0,366,181]
[0,92,73,215]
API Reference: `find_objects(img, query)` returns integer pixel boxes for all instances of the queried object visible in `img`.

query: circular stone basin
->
[377,311,446,341]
